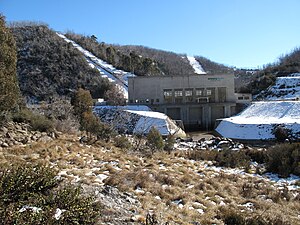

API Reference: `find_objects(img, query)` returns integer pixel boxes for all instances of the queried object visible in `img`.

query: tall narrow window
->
[185,89,193,103]
[206,88,215,102]
[174,89,183,103]
[196,88,204,96]
[163,89,173,103]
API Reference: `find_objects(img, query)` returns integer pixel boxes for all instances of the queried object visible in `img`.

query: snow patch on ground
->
[54,208,66,220]
[19,206,42,213]
[187,56,206,74]
[215,101,300,140]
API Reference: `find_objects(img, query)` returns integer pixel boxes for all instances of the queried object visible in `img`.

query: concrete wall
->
[128,74,236,104]
[128,74,236,130]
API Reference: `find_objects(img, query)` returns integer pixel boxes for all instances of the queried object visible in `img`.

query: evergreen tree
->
[0,14,20,111]
[147,127,164,154]
[71,88,93,118]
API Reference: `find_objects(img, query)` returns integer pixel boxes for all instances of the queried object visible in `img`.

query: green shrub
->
[245,149,268,164]
[12,108,54,132]
[164,135,176,153]
[0,164,58,204]
[215,149,250,168]
[266,143,300,177]
[272,125,290,142]
[0,164,101,225]
[146,127,164,154]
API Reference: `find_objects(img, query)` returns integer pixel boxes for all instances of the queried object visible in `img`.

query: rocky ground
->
[1,122,300,224]
[0,121,58,148]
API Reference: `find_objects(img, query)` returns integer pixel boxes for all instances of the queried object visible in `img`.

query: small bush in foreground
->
[272,125,290,142]
[218,207,290,225]
[0,164,101,225]
[146,127,164,154]
[266,143,300,177]
[12,108,54,132]
[180,149,250,168]
[114,135,132,150]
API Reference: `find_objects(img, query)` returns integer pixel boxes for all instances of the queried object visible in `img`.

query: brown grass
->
[0,134,300,224]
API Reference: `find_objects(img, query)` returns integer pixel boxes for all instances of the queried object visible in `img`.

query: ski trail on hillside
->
[56,32,135,99]
[187,56,206,74]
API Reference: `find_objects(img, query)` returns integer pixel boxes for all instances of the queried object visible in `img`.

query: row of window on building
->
[130,87,227,104]
[164,88,212,98]
[163,87,226,103]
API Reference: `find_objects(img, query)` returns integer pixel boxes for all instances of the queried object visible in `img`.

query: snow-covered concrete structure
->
[215,101,300,140]
[93,105,186,137]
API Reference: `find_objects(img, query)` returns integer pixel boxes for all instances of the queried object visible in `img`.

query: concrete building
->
[128,74,250,130]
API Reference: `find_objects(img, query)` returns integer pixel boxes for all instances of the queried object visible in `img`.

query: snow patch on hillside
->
[56,32,135,98]
[257,73,300,100]
[215,101,300,140]
[187,56,206,74]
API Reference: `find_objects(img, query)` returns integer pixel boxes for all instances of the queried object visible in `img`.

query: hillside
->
[11,23,112,101]
[246,47,300,96]
[65,33,236,77]
[10,23,246,104]
[65,33,164,77]
[256,73,300,100]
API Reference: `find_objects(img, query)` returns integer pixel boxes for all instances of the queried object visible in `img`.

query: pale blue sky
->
[2,0,300,68]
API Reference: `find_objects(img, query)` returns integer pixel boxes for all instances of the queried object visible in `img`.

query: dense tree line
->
[11,22,112,102]
[0,15,20,111]
[113,45,195,76]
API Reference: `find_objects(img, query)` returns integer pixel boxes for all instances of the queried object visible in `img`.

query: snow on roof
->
[125,110,182,136]
[215,101,300,140]
[125,110,168,119]
[93,105,185,136]
[94,105,152,111]
[187,56,206,75]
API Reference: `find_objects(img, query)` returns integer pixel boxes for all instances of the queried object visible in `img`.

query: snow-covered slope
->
[56,33,135,98]
[187,56,206,74]
[258,73,300,100]
[215,101,300,140]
